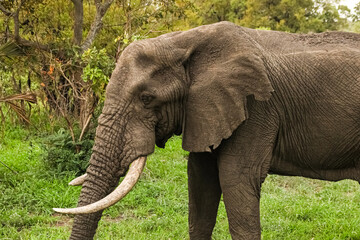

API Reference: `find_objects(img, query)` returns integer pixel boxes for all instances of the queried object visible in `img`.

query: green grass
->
[1,128,360,239]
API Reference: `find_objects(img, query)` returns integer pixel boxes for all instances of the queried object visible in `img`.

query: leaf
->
[123,38,129,44]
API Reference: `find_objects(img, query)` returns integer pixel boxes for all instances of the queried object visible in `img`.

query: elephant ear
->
[170,22,274,152]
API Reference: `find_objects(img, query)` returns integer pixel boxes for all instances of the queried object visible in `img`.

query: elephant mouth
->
[156,132,173,148]
[53,156,147,214]
[156,138,166,148]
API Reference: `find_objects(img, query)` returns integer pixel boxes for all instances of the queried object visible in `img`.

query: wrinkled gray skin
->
[68,22,360,239]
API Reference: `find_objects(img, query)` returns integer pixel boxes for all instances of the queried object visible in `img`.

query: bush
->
[41,102,103,175]
[41,128,94,175]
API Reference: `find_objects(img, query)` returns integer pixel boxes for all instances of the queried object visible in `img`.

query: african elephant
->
[54,21,360,239]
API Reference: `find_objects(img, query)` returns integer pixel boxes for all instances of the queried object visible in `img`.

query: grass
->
[1,127,360,239]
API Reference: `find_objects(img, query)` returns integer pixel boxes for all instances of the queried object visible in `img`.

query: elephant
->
[54,21,360,239]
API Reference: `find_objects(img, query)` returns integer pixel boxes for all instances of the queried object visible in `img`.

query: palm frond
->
[6,101,31,124]
[0,93,37,103]
[0,93,37,125]
[0,41,25,57]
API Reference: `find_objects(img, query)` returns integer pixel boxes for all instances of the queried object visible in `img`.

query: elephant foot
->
[230,233,261,240]
[189,231,212,240]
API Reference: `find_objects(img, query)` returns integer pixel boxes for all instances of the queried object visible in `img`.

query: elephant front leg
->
[188,152,222,240]
[218,153,270,240]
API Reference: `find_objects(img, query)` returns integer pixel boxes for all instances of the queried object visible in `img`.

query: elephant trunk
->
[63,110,141,239]
[54,99,156,239]
[68,156,119,240]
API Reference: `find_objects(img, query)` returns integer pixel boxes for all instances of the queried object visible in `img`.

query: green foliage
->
[317,0,350,31]
[186,0,353,33]
[82,47,115,101]
[185,0,246,26]
[239,0,351,33]
[41,128,94,175]
[353,2,360,22]
[349,21,360,33]
[118,34,148,51]
[106,0,192,52]
[348,2,360,33]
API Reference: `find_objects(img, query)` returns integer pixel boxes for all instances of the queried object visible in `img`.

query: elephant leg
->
[218,154,266,239]
[188,152,222,240]
[217,118,276,239]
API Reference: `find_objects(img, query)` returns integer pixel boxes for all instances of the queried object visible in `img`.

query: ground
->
[1,131,360,239]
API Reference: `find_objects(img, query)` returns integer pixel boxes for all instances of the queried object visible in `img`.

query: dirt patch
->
[103,213,137,223]
[51,213,73,227]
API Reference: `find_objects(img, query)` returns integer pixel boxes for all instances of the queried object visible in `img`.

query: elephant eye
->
[140,92,154,106]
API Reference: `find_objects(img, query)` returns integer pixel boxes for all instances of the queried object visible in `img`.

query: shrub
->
[41,128,94,175]
[41,102,103,175]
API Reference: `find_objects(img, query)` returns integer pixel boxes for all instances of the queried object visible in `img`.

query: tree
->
[350,1,360,32]
[239,0,351,33]
[0,0,115,140]
[317,0,350,31]
[186,0,246,26]
[0,0,192,138]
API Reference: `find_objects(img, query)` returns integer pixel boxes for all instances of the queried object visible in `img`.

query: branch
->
[0,3,12,16]
[56,62,81,99]
[16,37,51,52]
[81,0,114,51]
[13,0,25,40]
[43,86,76,143]
[78,112,93,142]
[3,0,51,52]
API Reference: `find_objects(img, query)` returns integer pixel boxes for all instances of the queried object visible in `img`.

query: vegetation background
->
[0,0,360,239]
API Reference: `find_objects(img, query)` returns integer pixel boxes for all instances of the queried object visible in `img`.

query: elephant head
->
[54,22,273,239]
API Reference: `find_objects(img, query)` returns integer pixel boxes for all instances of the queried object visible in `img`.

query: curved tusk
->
[53,156,146,214]
[69,173,87,186]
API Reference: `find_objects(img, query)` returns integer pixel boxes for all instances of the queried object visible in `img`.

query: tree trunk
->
[72,0,84,46]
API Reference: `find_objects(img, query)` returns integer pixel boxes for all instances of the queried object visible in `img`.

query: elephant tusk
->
[53,156,147,214]
[68,173,87,186]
